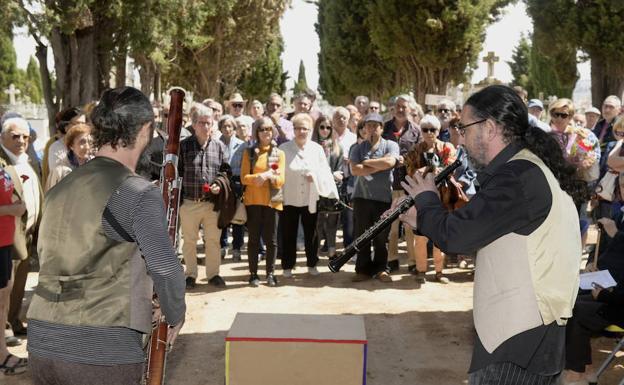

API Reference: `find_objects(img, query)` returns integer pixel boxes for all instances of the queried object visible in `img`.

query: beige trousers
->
[180,200,221,280]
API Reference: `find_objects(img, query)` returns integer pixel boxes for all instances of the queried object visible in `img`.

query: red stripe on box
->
[225,337,367,344]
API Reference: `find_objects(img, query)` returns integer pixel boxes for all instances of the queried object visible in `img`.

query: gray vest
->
[28,157,153,333]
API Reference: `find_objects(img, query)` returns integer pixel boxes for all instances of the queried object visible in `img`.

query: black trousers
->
[565,295,611,372]
[469,361,557,385]
[353,198,391,276]
[280,205,318,270]
[246,205,278,275]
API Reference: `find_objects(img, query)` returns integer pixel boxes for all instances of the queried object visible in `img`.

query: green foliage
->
[0,28,18,103]
[525,0,579,99]
[507,34,531,93]
[317,0,512,104]
[237,32,287,102]
[292,60,308,95]
[316,0,397,105]
[21,56,43,103]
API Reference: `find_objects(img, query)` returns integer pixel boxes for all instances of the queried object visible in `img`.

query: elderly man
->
[401,85,583,384]
[354,96,370,118]
[287,93,313,121]
[368,101,381,114]
[179,104,228,289]
[584,106,601,130]
[436,99,456,142]
[350,113,399,283]
[527,99,544,120]
[0,117,42,340]
[382,95,422,272]
[265,93,294,145]
[226,93,253,130]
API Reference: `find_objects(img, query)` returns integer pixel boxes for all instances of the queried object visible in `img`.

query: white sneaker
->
[283,269,293,278]
[308,266,320,276]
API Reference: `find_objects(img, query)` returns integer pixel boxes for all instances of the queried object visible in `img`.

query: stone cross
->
[483,51,499,78]
[4,83,20,105]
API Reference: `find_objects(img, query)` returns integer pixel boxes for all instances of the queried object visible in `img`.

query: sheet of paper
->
[579,270,617,290]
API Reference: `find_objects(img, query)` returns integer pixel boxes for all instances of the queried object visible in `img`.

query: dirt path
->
[5,247,624,384]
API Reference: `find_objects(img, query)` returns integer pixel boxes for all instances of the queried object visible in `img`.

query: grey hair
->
[218,114,237,130]
[333,106,350,119]
[1,117,29,134]
[419,114,441,130]
[604,95,622,107]
[191,103,213,123]
[355,95,369,104]
[437,99,456,111]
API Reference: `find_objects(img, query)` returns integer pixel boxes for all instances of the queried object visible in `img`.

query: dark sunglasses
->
[422,128,438,134]
[257,126,273,133]
[232,103,244,109]
[552,112,570,119]
[12,134,30,140]
[438,108,451,114]
[614,131,624,136]
[319,125,331,130]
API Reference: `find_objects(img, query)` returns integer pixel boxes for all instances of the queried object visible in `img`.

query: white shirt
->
[336,129,357,157]
[279,140,338,212]
[1,144,40,231]
[47,139,68,172]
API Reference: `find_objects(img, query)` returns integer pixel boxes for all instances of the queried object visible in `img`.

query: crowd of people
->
[0,84,622,384]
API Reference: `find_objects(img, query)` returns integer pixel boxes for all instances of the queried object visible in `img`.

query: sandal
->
[0,354,28,375]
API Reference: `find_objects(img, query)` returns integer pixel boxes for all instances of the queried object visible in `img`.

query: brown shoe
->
[374,271,392,283]
[351,273,371,282]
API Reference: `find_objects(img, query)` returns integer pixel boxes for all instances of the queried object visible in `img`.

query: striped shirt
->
[179,135,227,200]
[28,176,186,365]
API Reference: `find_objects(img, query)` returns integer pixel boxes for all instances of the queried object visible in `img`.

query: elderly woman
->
[279,113,338,277]
[549,98,601,183]
[312,115,344,259]
[405,115,456,284]
[241,117,285,287]
[45,123,92,192]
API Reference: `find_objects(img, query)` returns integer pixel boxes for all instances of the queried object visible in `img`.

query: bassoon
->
[328,147,465,273]
[145,88,185,385]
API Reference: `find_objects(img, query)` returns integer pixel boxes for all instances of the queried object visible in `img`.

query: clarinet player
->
[27,87,186,385]
[399,85,587,385]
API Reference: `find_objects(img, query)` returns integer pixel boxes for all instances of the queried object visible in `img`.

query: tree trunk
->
[35,43,59,135]
[591,56,624,106]
[114,41,127,88]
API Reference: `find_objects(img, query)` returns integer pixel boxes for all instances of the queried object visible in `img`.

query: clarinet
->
[145,88,185,385]
[328,147,465,273]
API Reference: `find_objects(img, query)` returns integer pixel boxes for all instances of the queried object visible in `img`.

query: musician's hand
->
[167,317,185,349]
[401,172,438,199]
[597,218,618,238]
[210,184,221,195]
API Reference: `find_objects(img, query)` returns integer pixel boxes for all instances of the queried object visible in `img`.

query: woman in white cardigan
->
[279,113,338,277]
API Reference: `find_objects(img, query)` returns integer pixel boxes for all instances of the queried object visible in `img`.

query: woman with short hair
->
[45,123,92,192]
[241,117,285,286]
[279,113,338,277]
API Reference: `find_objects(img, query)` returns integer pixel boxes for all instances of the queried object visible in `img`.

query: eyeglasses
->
[294,126,309,131]
[552,112,571,119]
[232,103,244,109]
[196,120,211,126]
[457,119,486,137]
[257,126,273,133]
[438,108,451,114]
[319,125,331,130]
[614,131,624,136]
[422,128,438,134]
[11,134,29,140]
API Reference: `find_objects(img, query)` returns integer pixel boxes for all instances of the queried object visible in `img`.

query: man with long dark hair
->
[399,85,588,384]
[27,87,186,385]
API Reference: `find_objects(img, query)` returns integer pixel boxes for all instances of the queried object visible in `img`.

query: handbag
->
[231,199,247,225]
[596,170,618,201]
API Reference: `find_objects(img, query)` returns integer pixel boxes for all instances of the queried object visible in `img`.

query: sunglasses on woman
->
[552,112,571,119]
[319,125,331,130]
